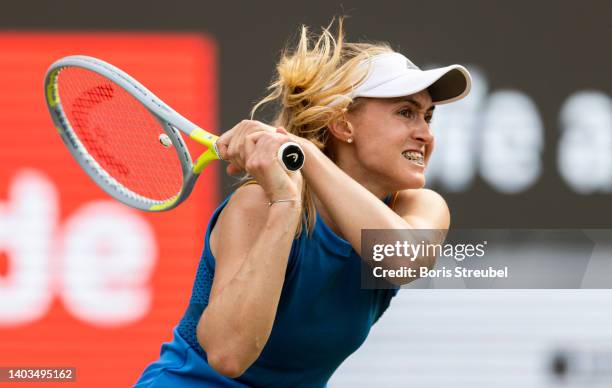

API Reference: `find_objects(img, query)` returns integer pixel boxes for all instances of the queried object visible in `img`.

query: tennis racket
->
[44,55,305,211]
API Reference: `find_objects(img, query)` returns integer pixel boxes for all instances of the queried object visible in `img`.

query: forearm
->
[198,204,300,373]
[301,143,411,255]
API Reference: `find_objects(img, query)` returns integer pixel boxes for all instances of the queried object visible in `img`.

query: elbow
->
[421,255,437,271]
[197,333,251,378]
[391,255,437,286]
[207,351,249,378]
[197,323,257,378]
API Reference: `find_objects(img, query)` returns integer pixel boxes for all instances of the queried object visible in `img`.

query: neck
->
[335,150,391,200]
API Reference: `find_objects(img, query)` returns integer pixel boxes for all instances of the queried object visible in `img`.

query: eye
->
[425,114,433,124]
[398,108,416,119]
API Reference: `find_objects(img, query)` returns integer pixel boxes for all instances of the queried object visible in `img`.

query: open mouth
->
[402,150,424,167]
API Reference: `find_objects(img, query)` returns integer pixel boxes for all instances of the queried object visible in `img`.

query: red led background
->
[0,33,217,386]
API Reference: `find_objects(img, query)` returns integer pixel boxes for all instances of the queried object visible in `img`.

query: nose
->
[411,118,434,145]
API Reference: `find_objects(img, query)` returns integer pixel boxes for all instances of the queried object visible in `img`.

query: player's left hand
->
[216,120,276,176]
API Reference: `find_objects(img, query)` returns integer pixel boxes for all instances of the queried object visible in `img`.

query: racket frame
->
[44,55,220,212]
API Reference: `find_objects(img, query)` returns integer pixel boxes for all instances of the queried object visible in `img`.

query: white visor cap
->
[350,52,472,105]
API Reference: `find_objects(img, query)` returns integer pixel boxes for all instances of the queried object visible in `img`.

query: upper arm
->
[394,188,450,258]
[388,188,450,276]
[393,188,450,230]
[208,183,270,301]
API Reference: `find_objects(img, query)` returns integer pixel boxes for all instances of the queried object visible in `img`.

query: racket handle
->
[277,142,305,171]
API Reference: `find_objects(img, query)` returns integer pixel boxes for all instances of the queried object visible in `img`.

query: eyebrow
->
[395,97,435,112]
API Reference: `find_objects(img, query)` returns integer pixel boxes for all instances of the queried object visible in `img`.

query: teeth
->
[402,151,424,166]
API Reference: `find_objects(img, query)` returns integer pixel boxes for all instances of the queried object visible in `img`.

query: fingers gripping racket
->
[44,55,304,211]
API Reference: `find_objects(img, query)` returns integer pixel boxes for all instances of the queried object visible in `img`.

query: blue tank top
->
[135,194,399,387]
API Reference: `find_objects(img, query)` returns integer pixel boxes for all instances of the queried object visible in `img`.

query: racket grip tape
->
[277,142,305,171]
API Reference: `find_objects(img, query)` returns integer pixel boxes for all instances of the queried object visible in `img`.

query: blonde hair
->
[243,18,393,235]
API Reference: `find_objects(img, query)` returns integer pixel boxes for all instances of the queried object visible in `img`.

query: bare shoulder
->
[222,183,270,222]
[394,188,450,229]
[210,183,270,257]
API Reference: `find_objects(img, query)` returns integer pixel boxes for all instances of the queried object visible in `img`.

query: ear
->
[327,115,354,142]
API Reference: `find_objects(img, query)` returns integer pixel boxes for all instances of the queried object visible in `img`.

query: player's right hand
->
[217,120,302,203]
[243,129,303,205]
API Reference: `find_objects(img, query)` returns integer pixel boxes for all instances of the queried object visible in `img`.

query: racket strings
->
[71,84,130,177]
[57,67,184,202]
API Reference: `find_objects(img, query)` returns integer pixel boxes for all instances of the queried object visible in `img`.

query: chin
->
[393,171,426,191]
[407,178,426,190]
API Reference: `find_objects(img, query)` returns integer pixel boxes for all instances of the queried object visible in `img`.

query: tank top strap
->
[384,191,400,210]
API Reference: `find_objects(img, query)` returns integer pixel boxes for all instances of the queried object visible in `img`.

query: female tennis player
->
[135,19,471,387]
